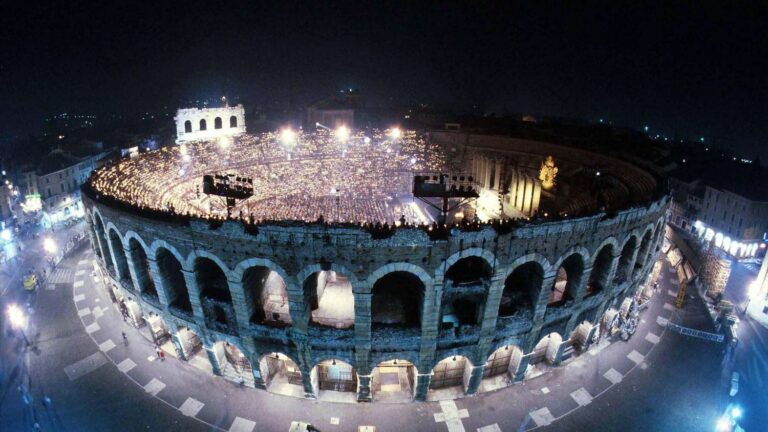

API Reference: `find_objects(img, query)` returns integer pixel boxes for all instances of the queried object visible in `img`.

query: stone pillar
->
[574,265,593,301]
[357,374,372,402]
[464,364,485,395]
[552,340,568,366]
[513,354,531,381]
[171,332,187,361]
[353,286,372,391]
[205,344,222,376]
[626,244,641,283]
[123,245,142,293]
[418,280,441,379]
[181,269,206,322]
[291,335,316,399]
[285,278,309,333]
[146,258,171,307]
[532,274,557,323]
[414,373,432,401]
[583,325,598,351]
[251,353,266,389]
[226,278,252,333]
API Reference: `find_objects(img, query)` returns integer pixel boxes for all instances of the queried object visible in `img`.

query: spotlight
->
[335,125,350,142]
[280,127,296,146]
[389,127,401,140]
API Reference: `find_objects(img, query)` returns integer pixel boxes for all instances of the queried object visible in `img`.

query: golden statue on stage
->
[539,155,558,190]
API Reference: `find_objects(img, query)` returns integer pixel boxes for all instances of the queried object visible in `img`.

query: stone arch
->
[125,233,157,300]
[214,117,223,129]
[530,332,563,365]
[299,262,357,329]
[429,354,473,391]
[371,271,425,328]
[614,233,639,283]
[229,115,238,128]
[498,259,545,318]
[548,252,585,306]
[312,358,358,395]
[586,236,619,296]
[258,352,304,394]
[106,225,130,283]
[439,247,496,279]
[192,256,237,333]
[155,246,192,315]
[239,263,291,326]
[500,253,553,280]
[370,350,422,372]
[184,120,192,133]
[199,118,207,131]
[92,210,111,271]
[185,249,231,275]
[232,257,291,287]
[366,262,432,287]
[635,225,654,269]
[482,343,524,381]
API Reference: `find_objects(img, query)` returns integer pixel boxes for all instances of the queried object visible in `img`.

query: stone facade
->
[83,191,668,402]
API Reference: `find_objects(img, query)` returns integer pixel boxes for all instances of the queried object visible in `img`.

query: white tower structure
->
[174,104,246,143]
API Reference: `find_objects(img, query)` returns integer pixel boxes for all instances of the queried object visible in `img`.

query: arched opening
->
[107,229,130,285]
[441,256,491,333]
[259,353,303,397]
[441,294,484,334]
[127,238,158,301]
[199,118,207,131]
[530,332,563,366]
[428,355,472,399]
[445,256,492,286]
[312,359,358,402]
[156,248,192,315]
[93,216,110,272]
[499,262,544,318]
[242,266,291,327]
[146,312,171,347]
[229,115,237,128]
[176,327,206,366]
[184,120,192,133]
[614,236,638,283]
[587,244,614,296]
[214,117,223,129]
[371,272,424,329]
[549,254,584,306]
[569,318,595,352]
[635,230,653,271]
[194,258,236,333]
[480,344,523,392]
[212,341,254,386]
[117,295,144,327]
[372,359,417,403]
[304,270,354,329]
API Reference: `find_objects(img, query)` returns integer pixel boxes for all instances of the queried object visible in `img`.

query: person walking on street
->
[159,350,165,361]
[122,332,128,346]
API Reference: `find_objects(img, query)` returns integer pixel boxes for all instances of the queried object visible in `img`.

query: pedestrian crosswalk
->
[48,268,74,285]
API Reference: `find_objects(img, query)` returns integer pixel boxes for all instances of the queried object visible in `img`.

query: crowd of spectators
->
[88,129,445,225]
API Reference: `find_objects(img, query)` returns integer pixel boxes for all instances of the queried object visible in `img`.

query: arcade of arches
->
[86,211,664,403]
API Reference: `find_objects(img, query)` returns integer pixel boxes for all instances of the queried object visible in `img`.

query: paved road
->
[1,245,728,432]
[723,260,768,432]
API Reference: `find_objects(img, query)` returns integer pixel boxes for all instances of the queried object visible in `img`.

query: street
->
[0,240,731,432]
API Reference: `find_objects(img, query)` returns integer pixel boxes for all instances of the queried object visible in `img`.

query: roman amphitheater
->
[81,124,669,404]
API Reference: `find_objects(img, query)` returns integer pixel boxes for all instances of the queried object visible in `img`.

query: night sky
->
[1,2,766,157]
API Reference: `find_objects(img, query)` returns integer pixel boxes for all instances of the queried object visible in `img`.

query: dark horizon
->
[2,1,767,157]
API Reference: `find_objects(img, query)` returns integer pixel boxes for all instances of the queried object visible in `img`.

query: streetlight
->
[7,304,29,345]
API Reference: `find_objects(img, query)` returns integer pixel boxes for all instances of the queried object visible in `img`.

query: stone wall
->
[84,190,668,401]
